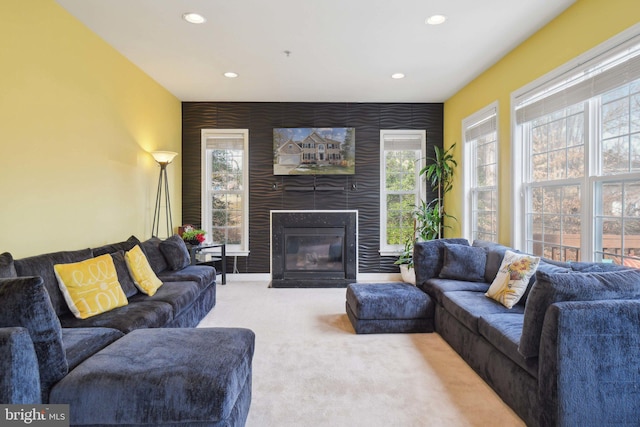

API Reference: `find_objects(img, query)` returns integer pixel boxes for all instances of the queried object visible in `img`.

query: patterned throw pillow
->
[485,250,540,308]
[125,245,163,296]
[54,254,128,319]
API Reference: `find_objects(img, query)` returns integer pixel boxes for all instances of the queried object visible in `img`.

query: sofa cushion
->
[54,254,129,319]
[517,259,571,307]
[14,248,94,316]
[486,251,540,309]
[130,281,201,319]
[0,327,42,404]
[519,268,640,358]
[439,243,486,282]
[441,291,524,334]
[91,235,141,257]
[110,251,139,298]
[140,237,169,274]
[478,314,538,378]
[413,238,470,289]
[569,262,632,273]
[159,234,191,271]
[472,240,514,283]
[0,252,17,278]
[59,300,174,333]
[49,328,255,426]
[61,327,124,371]
[157,265,216,291]
[125,245,163,296]
[0,276,68,402]
[423,278,490,305]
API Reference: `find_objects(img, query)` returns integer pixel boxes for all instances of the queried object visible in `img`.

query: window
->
[380,130,426,255]
[201,129,249,256]
[463,103,498,242]
[513,29,640,264]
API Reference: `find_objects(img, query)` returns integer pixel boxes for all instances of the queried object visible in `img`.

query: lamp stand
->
[151,162,173,238]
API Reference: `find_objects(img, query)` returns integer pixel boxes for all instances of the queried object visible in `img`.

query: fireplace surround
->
[271,210,357,288]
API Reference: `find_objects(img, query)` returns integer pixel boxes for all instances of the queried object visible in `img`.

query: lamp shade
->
[151,151,178,165]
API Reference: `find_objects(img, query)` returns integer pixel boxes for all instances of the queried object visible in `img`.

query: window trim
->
[200,129,250,256]
[379,129,426,256]
[462,102,499,243]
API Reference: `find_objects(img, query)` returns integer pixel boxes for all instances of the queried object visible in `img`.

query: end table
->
[188,243,226,285]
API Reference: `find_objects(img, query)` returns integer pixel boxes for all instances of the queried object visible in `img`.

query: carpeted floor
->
[198,281,525,427]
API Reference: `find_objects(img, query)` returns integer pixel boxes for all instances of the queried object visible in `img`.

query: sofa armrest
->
[0,327,41,403]
[539,300,640,426]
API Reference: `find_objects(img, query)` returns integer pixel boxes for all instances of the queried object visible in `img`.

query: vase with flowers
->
[181,225,206,246]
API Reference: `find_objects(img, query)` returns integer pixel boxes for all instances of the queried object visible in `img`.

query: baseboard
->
[224,272,402,284]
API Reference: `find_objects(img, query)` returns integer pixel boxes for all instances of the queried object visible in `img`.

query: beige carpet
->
[198,282,525,427]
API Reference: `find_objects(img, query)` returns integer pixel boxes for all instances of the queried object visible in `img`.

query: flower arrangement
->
[181,225,206,245]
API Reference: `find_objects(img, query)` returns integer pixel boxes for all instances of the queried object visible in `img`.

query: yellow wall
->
[443,0,640,245]
[0,0,182,258]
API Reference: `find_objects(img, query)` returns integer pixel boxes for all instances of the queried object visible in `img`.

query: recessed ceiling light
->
[391,73,405,79]
[224,72,239,78]
[426,15,447,25]
[183,13,206,24]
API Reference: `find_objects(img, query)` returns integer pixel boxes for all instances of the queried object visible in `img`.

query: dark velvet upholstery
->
[569,261,632,272]
[472,240,514,283]
[478,314,538,378]
[61,328,124,370]
[139,237,169,274]
[58,299,174,333]
[0,277,68,402]
[49,328,255,426]
[0,252,17,278]
[159,234,191,271]
[157,264,217,291]
[14,248,93,317]
[165,284,217,328]
[422,278,489,305]
[130,281,201,318]
[439,243,487,282]
[519,268,640,358]
[517,260,571,307]
[110,251,139,298]
[91,235,141,257]
[0,327,41,404]
[345,283,434,334]
[538,300,640,426]
[440,291,524,334]
[413,238,469,290]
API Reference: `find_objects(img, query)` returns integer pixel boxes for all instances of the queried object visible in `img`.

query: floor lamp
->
[151,151,178,238]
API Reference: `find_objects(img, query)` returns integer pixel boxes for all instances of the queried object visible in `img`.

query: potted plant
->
[419,143,457,239]
[395,143,458,283]
[181,225,206,246]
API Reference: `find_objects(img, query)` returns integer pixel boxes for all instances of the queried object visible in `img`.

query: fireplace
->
[271,210,357,288]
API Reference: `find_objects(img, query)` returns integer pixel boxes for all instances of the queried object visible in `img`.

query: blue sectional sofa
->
[0,235,254,427]
[413,238,640,426]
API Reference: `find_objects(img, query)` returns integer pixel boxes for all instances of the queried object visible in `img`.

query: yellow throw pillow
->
[125,245,163,296]
[485,250,540,309]
[54,254,128,319]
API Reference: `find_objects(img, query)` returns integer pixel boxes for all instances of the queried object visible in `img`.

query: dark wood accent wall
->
[182,102,443,274]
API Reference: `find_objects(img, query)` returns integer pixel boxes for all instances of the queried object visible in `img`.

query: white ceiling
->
[56,0,575,103]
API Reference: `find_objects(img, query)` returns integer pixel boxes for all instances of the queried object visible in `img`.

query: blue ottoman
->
[346,282,435,334]
[49,328,255,426]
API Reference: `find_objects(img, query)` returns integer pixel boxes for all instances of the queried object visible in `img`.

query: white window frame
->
[201,129,250,256]
[379,129,426,255]
[463,102,499,243]
[511,24,640,261]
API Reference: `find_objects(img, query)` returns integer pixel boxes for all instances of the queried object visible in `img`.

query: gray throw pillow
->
[0,252,17,278]
[413,238,470,289]
[92,235,141,257]
[0,276,68,401]
[110,251,139,297]
[519,268,640,358]
[439,243,487,282]
[159,235,191,271]
[140,237,169,274]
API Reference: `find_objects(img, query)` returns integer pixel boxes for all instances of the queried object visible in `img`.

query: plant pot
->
[184,239,201,246]
[400,264,416,285]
